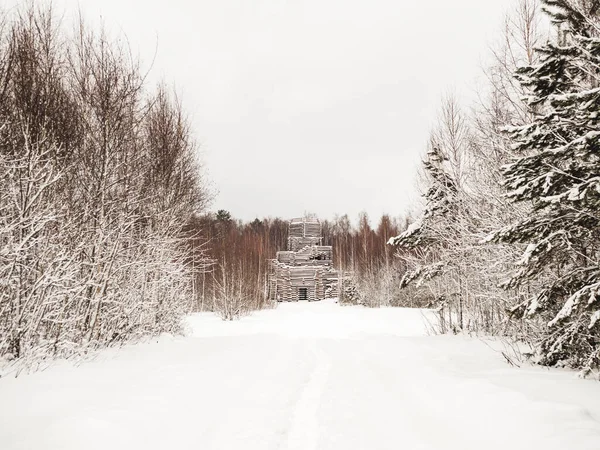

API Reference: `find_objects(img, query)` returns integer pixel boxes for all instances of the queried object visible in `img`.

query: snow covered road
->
[1,300,600,450]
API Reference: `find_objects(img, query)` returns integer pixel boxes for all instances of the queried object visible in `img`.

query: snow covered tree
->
[489,0,600,373]
[0,5,211,367]
[389,99,462,249]
[388,96,471,329]
[383,2,545,335]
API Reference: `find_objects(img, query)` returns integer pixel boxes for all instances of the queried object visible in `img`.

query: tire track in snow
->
[282,340,331,450]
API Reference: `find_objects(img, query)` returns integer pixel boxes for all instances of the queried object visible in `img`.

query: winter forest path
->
[1,300,600,450]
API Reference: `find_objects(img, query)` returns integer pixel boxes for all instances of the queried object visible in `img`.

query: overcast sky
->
[9,0,515,223]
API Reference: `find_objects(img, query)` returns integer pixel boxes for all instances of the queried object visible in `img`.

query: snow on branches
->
[490,0,600,372]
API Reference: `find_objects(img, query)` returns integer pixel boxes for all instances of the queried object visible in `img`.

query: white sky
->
[8,0,515,223]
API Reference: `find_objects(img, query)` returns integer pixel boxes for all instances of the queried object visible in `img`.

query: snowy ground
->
[1,300,600,450]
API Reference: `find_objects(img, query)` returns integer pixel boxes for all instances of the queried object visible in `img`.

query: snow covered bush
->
[211,263,256,320]
[339,276,363,305]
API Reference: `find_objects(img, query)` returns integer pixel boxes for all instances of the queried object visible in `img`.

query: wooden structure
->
[267,217,338,301]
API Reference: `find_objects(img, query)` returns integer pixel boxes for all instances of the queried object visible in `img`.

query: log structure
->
[267,217,338,301]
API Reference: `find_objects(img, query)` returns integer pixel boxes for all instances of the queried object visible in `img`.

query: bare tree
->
[0,5,211,368]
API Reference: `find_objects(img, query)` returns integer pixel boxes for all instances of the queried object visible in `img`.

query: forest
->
[1,0,600,380]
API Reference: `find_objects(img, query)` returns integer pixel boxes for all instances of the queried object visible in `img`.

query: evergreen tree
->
[490,0,600,373]
[389,142,459,288]
[216,209,233,223]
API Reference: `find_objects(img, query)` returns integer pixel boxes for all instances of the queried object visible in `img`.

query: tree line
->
[0,5,209,366]
[387,0,600,376]
[188,211,407,317]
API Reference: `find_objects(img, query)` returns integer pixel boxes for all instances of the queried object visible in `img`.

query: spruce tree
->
[389,143,459,288]
[490,0,600,373]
